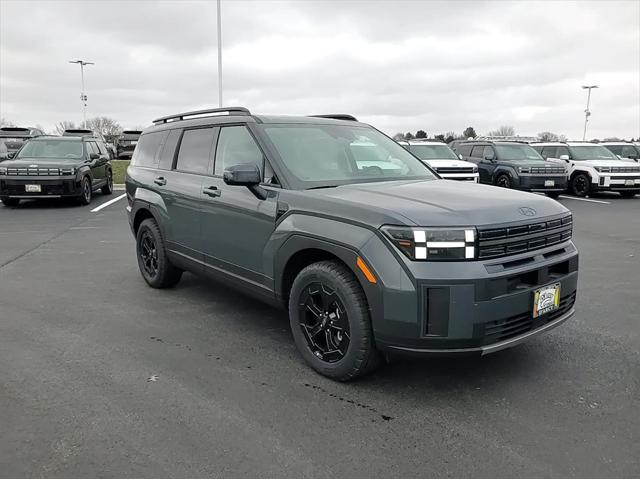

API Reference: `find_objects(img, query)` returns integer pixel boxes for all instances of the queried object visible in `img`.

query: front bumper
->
[592,174,640,192]
[360,236,578,355]
[0,176,81,198]
[516,175,568,192]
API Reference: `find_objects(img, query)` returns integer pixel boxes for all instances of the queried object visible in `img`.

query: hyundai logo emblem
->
[518,207,537,216]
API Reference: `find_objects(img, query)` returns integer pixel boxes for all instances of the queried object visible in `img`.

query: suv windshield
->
[409,144,459,161]
[16,139,84,160]
[570,145,619,161]
[495,144,543,161]
[262,124,436,188]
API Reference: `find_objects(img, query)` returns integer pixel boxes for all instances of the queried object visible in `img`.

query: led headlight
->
[60,167,76,175]
[595,166,611,173]
[381,226,476,261]
[518,167,530,173]
[0,167,7,175]
[472,167,478,173]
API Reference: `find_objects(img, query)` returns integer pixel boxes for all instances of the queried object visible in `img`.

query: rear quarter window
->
[157,130,182,170]
[131,131,167,168]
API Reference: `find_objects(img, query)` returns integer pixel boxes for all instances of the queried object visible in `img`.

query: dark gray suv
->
[125,107,579,380]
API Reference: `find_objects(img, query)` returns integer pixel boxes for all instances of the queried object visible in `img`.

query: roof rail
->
[473,135,538,144]
[309,114,358,121]
[153,107,251,124]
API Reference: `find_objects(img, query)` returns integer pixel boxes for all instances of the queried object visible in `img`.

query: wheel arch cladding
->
[133,208,156,234]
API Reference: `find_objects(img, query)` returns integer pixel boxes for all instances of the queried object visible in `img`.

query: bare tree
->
[392,132,405,141]
[54,120,78,135]
[0,118,16,128]
[489,125,515,137]
[83,116,123,138]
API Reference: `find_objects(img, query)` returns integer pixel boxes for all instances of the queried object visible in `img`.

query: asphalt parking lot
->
[1,192,638,478]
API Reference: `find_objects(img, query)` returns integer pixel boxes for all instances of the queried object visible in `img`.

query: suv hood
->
[424,159,477,168]
[309,180,568,227]
[500,158,552,167]
[579,159,637,167]
[0,157,83,167]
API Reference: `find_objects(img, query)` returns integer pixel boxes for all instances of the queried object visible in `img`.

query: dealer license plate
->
[533,283,561,318]
[544,180,555,187]
[625,179,634,186]
[25,184,41,193]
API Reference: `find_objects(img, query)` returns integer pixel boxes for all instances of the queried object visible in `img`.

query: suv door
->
[200,124,278,293]
[86,141,106,186]
[161,127,216,263]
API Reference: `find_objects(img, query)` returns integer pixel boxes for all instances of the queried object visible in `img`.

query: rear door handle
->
[154,176,167,186]
[203,186,221,197]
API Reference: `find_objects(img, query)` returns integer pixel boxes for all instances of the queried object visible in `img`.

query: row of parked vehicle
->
[0,126,141,161]
[395,137,640,198]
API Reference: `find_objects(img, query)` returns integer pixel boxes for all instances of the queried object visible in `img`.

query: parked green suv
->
[126,108,578,380]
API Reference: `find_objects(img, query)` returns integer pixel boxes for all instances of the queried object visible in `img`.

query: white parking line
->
[91,193,126,212]
[558,195,610,205]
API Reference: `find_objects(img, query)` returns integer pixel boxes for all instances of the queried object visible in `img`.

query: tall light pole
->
[217,0,223,107]
[69,60,94,126]
[581,84,598,141]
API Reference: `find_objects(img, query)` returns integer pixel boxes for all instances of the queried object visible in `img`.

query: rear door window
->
[131,131,166,168]
[176,128,215,175]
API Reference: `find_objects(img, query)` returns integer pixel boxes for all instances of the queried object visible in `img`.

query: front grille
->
[477,214,572,259]
[529,166,566,174]
[2,180,75,196]
[436,167,475,174]
[610,166,640,173]
[483,292,576,345]
[7,167,61,176]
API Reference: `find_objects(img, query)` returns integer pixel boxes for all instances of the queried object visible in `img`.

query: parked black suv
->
[455,140,568,197]
[0,126,45,160]
[0,135,113,206]
[117,130,142,159]
[126,107,578,380]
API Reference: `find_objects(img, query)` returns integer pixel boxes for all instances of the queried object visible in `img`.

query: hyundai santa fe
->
[125,107,579,381]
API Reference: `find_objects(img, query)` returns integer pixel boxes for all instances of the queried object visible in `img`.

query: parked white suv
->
[398,140,479,182]
[533,142,640,198]
[600,142,640,163]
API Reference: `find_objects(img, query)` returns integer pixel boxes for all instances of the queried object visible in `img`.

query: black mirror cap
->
[89,153,100,160]
[7,152,15,159]
[223,164,261,186]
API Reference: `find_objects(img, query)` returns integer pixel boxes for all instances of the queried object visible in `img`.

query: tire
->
[1,197,20,207]
[546,191,561,199]
[288,260,381,381]
[495,173,511,189]
[620,191,637,198]
[570,173,590,197]
[78,176,92,205]
[136,218,183,288]
[101,169,113,195]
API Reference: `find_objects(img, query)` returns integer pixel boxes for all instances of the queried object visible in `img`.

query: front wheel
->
[136,218,183,288]
[101,170,113,195]
[1,197,20,207]
[78,176,92,205]
[495,174,511,189]
[570,173,590,197]
[288,260,381,381]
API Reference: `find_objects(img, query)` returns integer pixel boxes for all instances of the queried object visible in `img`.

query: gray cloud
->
[1,0,638,139]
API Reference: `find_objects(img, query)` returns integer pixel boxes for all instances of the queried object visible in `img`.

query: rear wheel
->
[288,260,381,381]
[101,170,113,195]
[136,218,183,288]
[1,197,20,207]
[78,176,92,205]
[495,174,511,189]
[620,191,637,198]
[570,173,590,197]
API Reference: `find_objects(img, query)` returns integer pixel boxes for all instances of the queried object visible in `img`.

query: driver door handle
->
[154,176,167,186]
[203,186,221,197]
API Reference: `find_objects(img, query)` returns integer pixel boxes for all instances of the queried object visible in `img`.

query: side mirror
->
[559,154,570,161]
[7,152,15,159]
[89,153,100,160]
[484,154,495,161]
[458,154,463,160]
[223,164,261,186]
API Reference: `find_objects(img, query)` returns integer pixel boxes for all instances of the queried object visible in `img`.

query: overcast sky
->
[1,0,639,139]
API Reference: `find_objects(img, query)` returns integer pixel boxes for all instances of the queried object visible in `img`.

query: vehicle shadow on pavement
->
[5,198,84,209]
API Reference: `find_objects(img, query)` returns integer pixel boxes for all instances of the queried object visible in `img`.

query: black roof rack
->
[309,114,358,121]
[153,107,251,124]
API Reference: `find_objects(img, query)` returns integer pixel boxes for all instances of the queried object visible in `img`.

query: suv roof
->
[0,126,43,137]
[62,129,99,137]
[459,140,534,146]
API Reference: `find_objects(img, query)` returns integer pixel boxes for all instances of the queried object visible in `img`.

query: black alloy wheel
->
[496,174,511,188]
[571,173,590,197]
[79,177,92,205]
[139,229,159,279]
[298,282,351,363]
[102,170,113,195]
